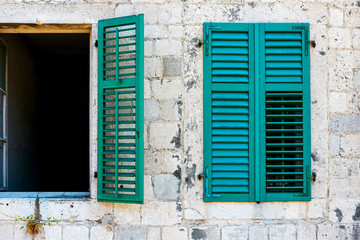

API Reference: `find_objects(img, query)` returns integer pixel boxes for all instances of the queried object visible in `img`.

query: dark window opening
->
[1,33,90,192]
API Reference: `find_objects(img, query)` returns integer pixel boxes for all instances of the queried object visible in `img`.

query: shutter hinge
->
[94,171,98,179]
[204,167,220,198]
[205,26,221,56]
[292,26,309,56]
[136,131,139,139]
[94,40,98,48]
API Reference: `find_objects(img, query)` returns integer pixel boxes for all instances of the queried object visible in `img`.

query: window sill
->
[0,192,90,199]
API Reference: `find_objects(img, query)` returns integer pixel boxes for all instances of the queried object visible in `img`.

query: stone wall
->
[0,0,359,239]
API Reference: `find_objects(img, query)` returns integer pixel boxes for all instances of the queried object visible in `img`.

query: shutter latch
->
[205,26,221,56]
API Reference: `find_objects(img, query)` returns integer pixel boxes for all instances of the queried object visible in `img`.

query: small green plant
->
[1,212,71,236]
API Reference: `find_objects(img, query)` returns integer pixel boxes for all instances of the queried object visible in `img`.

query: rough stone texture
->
[113,204,141,225]
[152,79,183,100]
[329,8,343,26]
[144,100,160,121]
[162,226,188,240]
[44,225,62,240]
[141,202,180,225]
[329,92,347,113]
[163,57,183,77]
[297,224,316,240]
[190,227,220,240]
[329,28,351,49]
[222,226,248,240]
[0,225,14,240]
[114,226,147,240]
[340,134,360,156]
[63,226,89,240]
[90,226,113,240]
[269,224,296,240]
[249,225,268,240]
[149,122,180,149]
[330,115,360,133]
[154,174,181,200]
[161,100,181,121]
[147,227,161,240]
[330,134,340,156]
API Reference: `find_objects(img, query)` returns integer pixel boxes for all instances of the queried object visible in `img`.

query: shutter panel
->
[203,23,255,202]
[259,23,311,201]
[98,15,144,204]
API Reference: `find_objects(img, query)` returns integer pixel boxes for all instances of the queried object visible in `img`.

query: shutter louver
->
[98,15,144,204]
[204,23,254,202]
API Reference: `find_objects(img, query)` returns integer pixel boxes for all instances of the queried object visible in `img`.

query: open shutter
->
[98,15,144,203]
[0,39,6,190]
[259,23,311,201]
[203,23,255,202]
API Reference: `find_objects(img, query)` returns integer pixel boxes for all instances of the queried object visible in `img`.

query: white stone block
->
[149,122,180,149]
[141,202,180,225]
[329,28,351,49]
[90,226,113,240]
[44,225,62,240]
[155,40,182,56]
[114,204,141,225]
[168,25,184,39]
[329,92,347,113]
[297,224,316,240]
[161,101,181,121]
[222,226,248,240]
[145,25,167,39]
[345,8,360,28]
[269,224,296,240]
[329,8,343,26]
[353,29,360,49]
[145,57,162,78]
[162,226,188,240]
[154,174,181,200]
[147,227,161,240]
[144,175,154,201]
[330,157,360,178]
[144,79,151,99]
[249,225,268,240]
[144,41,153,57]
[144,100,160,121]
[0,225,14,240]
[340,134,360,156]
[63,226,89,240]
[152,79,183,100]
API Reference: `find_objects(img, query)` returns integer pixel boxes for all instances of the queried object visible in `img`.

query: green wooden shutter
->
[203,23,255,202]
[97,14,144,204]
[203,23,310,202]
[258,23,311,201]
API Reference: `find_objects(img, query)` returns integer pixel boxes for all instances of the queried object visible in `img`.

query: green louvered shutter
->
[258,23,311,201]
[203,23,255,202]
[98,15,144,204]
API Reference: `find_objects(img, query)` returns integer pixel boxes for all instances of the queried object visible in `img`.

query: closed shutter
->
[203,23,255,202]
[259,23,311,201]
[98,15,144,204]
[203,23,310,202]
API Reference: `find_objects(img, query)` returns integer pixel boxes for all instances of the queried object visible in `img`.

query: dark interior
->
[5,33,90,192]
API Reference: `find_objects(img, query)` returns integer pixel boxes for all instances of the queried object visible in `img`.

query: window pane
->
[0,42,5,92]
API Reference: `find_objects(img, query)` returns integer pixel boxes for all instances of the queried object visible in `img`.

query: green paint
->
[98,14,144,204]
[203,22,311,202]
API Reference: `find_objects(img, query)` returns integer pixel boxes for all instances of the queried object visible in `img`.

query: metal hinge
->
[205,26,221,56]
[292,26,309,56]
[94,40,98,48]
